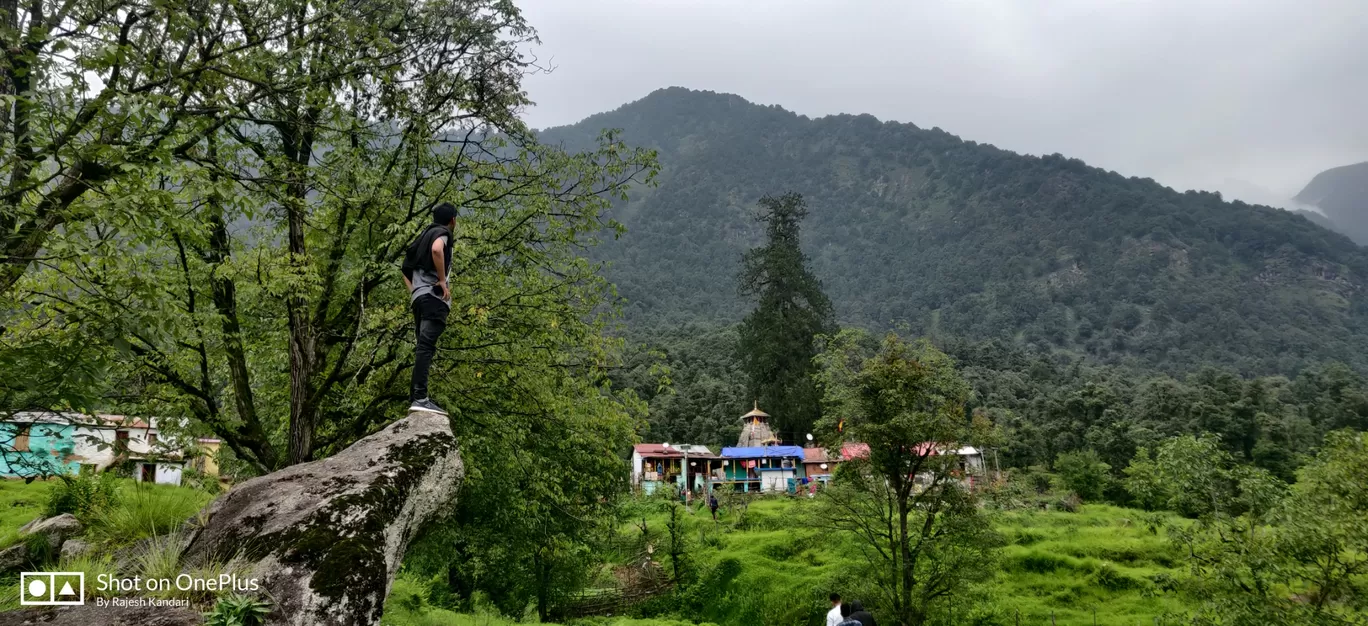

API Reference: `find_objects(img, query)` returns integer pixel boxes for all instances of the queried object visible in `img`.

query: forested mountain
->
[1294,161,1368,245]
[540,88,1368,375]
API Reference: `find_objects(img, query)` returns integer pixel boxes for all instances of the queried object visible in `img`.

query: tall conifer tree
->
[737,193,835,439]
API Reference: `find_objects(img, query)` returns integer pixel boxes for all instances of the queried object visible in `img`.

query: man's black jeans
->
[410,294,450,401]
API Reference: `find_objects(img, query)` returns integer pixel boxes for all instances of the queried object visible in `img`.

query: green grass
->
[0,479,55,547]
[0,476,217,611]
[381,574,710,626]
[989,505,1193,625]
[86,482,212,545]
[0,476,211,546]
[388,497,1200,626]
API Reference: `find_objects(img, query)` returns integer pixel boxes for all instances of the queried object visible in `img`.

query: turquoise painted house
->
[0,411,222,484]
[0,418,79,477]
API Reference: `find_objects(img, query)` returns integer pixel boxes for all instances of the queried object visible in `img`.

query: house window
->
[115,430,129,452]
[13,425,30,452]
[141,464,155,482]
[147,433,158,447]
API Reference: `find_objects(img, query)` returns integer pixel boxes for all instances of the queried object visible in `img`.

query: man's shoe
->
[408,397,448,415]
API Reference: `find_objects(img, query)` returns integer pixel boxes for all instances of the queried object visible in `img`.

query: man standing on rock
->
[402,202,458,415]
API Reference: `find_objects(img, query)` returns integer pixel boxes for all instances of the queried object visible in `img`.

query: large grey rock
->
[59,539,91,561]
[26,514,82,550]
[0,513,83,574]
[0,544,26,571]
[180,411,463,626]
[17,517,44,535]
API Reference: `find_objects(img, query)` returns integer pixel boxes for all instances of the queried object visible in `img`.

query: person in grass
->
[847,600,876,626]
[708,490,719,521]
[826,593,844,626]
[401,202,458,415]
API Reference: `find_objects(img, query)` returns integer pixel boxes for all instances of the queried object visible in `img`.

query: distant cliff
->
[1295,161,1368,245]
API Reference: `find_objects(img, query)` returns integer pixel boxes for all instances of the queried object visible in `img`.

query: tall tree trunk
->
[535,550,551,623]
[0,0,14,151]
[204,198,280,470]
[281,102,321,465]
[285,190,318,465]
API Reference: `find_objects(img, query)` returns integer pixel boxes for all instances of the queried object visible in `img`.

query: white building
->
[2,412,220,485]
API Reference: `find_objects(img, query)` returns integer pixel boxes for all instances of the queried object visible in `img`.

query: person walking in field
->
[708,491,719,521]
[401,202,458,415]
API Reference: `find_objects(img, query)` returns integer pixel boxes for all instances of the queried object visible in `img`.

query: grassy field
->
[0,476,215,610]
[386,496,1198,626]
[0,479,1201,625]
[0,479,54,546]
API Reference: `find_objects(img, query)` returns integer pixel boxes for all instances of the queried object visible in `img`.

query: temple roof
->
[740,401,769,420]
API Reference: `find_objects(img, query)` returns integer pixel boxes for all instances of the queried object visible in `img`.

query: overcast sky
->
[515,0,1367,207]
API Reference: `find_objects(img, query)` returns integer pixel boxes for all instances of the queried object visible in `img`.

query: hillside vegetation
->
[541,88,1368,375]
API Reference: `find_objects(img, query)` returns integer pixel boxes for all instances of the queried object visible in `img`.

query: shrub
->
[88,484,208,544]
[1011,550,1071,574]
[1054,450,1111,502]
[1017,465,1055,495]
[204,594,272,626]
[45,472,120,520]
[181,468,222,495]
[1090,562,1140,591]
[57,553,119,599]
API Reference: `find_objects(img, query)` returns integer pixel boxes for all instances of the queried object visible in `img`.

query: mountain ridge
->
[539,87,1368,375]
[1294,161,1368,245]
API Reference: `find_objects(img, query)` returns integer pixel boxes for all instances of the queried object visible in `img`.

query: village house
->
[0,411,221,485]
[800,442,869,482]
[834,441,988,489]
[629,402,991,496]
[630,443,719,495]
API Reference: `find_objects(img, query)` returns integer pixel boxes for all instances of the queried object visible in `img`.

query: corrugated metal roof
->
[633,443,716,458]
[720,445,805,458]
[5,411,153,429]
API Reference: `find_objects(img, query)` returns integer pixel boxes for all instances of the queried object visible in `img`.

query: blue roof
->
[720,446,805,459]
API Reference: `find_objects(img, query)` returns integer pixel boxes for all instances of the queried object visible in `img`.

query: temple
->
[735,401,780,447]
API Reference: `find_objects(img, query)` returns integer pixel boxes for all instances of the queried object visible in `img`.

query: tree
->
[8,0,657,472]
[813,330,1002,626]
[0,0,340,298]
[1123,434,1280,518]
[1054,449,1111,502]
[611,323,749,447]
[1179,430,1367,625]
[737,192,834,439]
[403,369,643,622]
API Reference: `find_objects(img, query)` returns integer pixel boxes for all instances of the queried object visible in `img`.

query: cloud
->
[515,0,1368,204]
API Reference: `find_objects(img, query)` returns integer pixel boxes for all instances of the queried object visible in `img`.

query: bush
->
[204,594,271,626]
[1017,465,1055,495]
[1054,450,1111,502]
[1011,550,1072,574]
[1089,562,1141,591]
[181,468,222,495]
[45,472,120,520]
[87,484,210,544]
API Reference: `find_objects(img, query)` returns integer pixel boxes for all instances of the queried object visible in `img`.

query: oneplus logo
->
[19,572,84,606]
